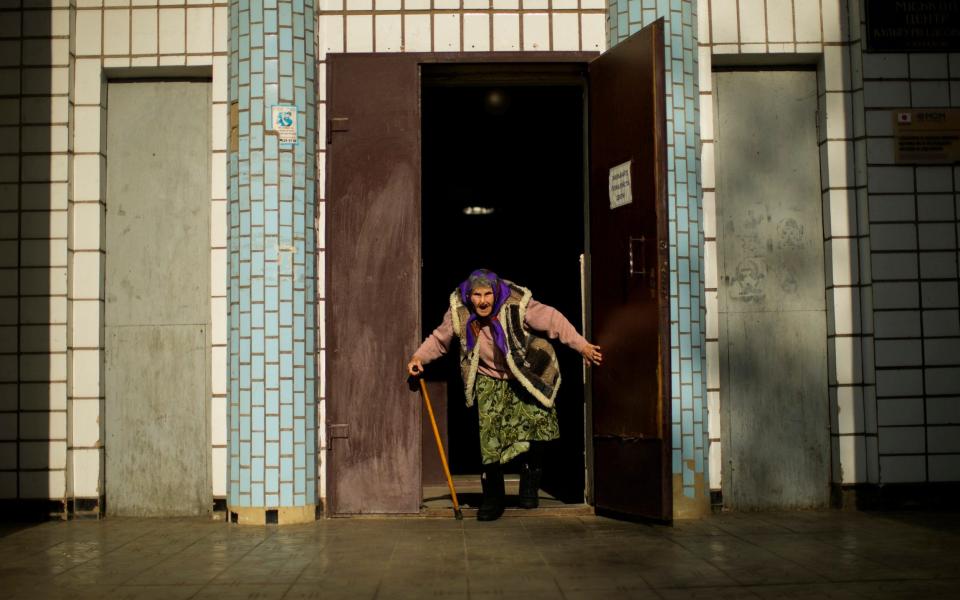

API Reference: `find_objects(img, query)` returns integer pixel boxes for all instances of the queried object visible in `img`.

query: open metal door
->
[326,54,422,514]
[588,20,672,522]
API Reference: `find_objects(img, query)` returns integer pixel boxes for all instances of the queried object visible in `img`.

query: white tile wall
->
[9,0,957,507]
[794,1,821,42]
[76,10,103,56]
[492,13,519,51]
[159,8,187,54]
[433,14,460,52]
[553,13,579,51]
[821,0,845,43]
[926,367,960,395]
[132,9,159,55]
[462,13,489,52]
[0,1,221,503]
[696,0,922,491]
[187,8,214,54]
[104,10,132,56]
[403,14,430,52]
[71,448,100,497]
[738,0,765,44]
[0,444,15,470]
[710,0,737,44]
[838,434,867,484]
[911,81,950,107]
[522,13,549,51]
[929,455,960,482]
[20,469,65,498]
[19,411,66,441]
[863,81,911,108]
[346,15,374,52]
[375,15,402,52]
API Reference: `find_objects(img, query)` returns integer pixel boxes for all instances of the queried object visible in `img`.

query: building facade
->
[0,0,958,519]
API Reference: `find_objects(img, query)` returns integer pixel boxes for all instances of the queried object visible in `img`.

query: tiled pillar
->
[227,0,317,524]
[609,0,709,517]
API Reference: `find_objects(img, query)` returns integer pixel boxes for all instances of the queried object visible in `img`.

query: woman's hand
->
[407,356,424,377]
[581,343,603,366]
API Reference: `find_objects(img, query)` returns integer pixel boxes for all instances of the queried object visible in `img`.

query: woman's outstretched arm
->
[407,308,455,376]
[524,299,603,366]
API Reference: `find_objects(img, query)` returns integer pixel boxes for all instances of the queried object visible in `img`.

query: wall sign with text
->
[865,0,960,52]
[608,160,633,209]
[894,109,960,164]
[270,105,298,144]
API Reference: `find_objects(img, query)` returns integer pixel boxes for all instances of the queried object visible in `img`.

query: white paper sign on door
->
[608,160,633,209]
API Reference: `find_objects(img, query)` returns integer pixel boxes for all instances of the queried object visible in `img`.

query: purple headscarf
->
[458,269,511,356]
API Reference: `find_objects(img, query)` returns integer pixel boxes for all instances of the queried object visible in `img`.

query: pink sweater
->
[414,300,589,380]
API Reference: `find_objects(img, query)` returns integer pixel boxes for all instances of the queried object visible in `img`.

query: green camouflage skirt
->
[476,374,560,465]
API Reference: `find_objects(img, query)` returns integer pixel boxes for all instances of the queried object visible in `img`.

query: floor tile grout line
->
[1,522,83,562]
[45,520,173,581]
[1,520,159,568]
[280,531,333,600]
[369,526,400,600]
[655,526,772,592]
[107,524,236,595]
[757,513,956,578]
[725,524,900,586]
[704,518,837,586]
[522,517,576,600]
[655,515,957,590]
[463,518,475,599]
[184,525,281,599]
[8,514,960,598]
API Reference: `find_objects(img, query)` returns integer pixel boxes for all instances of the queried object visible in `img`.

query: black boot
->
[519,443,544,509]
[477,463,505,521]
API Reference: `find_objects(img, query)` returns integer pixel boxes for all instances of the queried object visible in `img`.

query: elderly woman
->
[407,269,602,521]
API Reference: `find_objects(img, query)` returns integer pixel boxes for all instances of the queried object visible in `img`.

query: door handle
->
[628,235,646,277]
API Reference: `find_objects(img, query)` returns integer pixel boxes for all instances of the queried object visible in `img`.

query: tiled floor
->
[421,475,592,517]
[1,510,959,599]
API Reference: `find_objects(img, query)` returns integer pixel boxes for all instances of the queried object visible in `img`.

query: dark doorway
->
[420,68,587,504]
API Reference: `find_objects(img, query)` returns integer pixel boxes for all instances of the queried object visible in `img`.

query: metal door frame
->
[324,51,610,515]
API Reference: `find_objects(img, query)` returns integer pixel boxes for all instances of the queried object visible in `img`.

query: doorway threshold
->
[421,475,592,518]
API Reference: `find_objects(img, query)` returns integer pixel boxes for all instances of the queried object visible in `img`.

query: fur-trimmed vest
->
[450,282,562,408]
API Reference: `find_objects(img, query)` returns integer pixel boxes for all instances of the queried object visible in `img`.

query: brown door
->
[326,54,422,514]
[588,20,672,522]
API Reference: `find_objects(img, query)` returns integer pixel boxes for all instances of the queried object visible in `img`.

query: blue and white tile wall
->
[228,0,317,510]
[608,0,708,516]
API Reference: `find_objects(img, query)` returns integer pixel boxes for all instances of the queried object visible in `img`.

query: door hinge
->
[327,423,349,439]
[327,117,349,144]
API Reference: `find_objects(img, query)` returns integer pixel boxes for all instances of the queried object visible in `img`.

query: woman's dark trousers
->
[478,463,505,521]
[519,441,545,509]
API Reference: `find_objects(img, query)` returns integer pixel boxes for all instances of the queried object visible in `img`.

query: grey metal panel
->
[105,326,209,515]
[104,82,211,328]
[104,80,211,516]
[714,71,830,509]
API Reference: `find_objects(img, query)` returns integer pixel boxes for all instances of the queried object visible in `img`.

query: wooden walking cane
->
[418,378,463,520]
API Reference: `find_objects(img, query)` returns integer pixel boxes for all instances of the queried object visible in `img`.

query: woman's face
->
[470,286,495,318]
